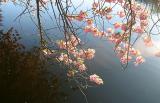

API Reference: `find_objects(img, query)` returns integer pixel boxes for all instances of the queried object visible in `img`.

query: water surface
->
[1,0,160,103]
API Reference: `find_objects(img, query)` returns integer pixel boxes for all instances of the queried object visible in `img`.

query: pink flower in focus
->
[134,56,145,66]
[74,59,87,72]
[84,48,95,59]
[89,74,103,85]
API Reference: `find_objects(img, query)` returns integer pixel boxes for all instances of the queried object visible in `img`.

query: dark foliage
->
[0,29,70,103]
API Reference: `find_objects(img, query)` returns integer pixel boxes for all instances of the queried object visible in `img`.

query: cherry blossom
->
[55,0,152,87]
[75,11,87,21]
[58,53,73,65]
[120,55,132,64]
[143,36,153,47]
[117,11,125,18]
[134,56,145,66]
[89,74,103,85]
[84,48,95,60]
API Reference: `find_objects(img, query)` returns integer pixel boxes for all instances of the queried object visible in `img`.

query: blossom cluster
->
[67,0,148,66]
[42,0,153,86]
[56,35,103,85]
[89,74,103,85]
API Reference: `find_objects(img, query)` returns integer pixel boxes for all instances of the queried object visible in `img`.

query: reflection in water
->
[1,1,160,103]
[0,28,72,103]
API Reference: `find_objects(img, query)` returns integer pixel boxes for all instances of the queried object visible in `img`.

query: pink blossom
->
[143,36,153,47]
[123,43,131,49]
[57,40,66,49]
[84,48,95,59]
[73,49,83,58]
[89,74,103,85]
[139,11,148,20]
[58,53,72,64]
[134,26,144,33]
[116,48,126,58]
[134,56,145,66]
[70,35,81,46]
[140,20,148,27]
[78,64,87,72]
[91,27,100,36]
[76,11,87,21]
[117,11,125,18]
[120,55,132,64]
[129,48,140,56]
[121,24,127,31]
[74,59,87,72]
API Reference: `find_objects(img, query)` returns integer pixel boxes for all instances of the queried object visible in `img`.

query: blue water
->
[1,0,160,103]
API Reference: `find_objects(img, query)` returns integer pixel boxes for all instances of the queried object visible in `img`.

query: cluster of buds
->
[43,0,152,86]
[57,35,103,85]
[115,45,145,65]
[89,74,103,85]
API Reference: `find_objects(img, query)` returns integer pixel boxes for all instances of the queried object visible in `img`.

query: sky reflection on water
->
[1,0,160,103]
